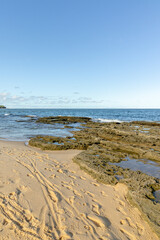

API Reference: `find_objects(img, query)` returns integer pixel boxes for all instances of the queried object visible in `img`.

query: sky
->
[0,0,160,108]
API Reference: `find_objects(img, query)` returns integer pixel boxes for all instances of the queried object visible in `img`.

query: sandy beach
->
[1,0,160,237]
[0,140,158,240]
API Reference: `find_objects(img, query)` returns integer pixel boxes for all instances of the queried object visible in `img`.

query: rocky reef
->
[36,116,91,124]
[29,117,160,237]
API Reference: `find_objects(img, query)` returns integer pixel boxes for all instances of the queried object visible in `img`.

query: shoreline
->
[0,140,159,239]
[1,109,160,142]
[28,117,160,237]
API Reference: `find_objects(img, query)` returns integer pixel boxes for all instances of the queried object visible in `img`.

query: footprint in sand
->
[118,200,125,207]
[73,190,83,198]
[16,186,30,209]
[136,223,144,236]
[120,219,126,225]
[80,188,85,193]
[86,214,111,228]
[125,217,136,228]
[69,180,75,186]
[44,167,53,172]
[91,182,99,187]
[53,160,59,164]
[55,164,60,168]
[92,204,100,215]
[48,190,58,203]
[27,173,34,178]
[99,236,111,240]
[69,175,76,179]
[80,176,86,180]
[115,194,120,199]
[23,209,33,222]
[86,191,94,198]
[120,228,137,240]
[84,224,91,230]
[61,184,72,190]
[68,196,74,205]
[61,181,69,184]
[80,213,86,218]
[101,191,108,197]
[19,185,29,193]
[49,174,56,179]
[2,218,11,226]
[120,217,137,229]
[8,192,16,200]
[44,154,49,159]
[116,206,126,215]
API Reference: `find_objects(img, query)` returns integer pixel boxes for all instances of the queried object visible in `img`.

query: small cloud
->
[78,97,92,101]
[0,92,104,108]
[73,92,80,95]
[0,92,9,97]
[72,100,78,104]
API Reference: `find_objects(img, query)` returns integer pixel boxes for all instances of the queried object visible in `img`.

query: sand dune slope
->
[0,141,158,240]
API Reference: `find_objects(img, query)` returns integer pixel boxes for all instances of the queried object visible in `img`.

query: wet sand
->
[0,140,158,240]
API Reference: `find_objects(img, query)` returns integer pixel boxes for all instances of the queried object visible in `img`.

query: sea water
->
[0,108,160,141]
[0,108,160,179]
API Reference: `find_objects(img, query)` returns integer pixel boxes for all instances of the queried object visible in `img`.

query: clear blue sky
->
[0,0,160,108]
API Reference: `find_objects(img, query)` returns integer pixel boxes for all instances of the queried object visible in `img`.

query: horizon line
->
[3,107,160,110]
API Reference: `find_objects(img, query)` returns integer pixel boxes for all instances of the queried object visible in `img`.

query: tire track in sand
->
[1,148,111,240]
[0,147,158,240]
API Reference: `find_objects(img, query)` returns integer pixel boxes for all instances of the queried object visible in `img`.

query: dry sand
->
[0,140,158,240]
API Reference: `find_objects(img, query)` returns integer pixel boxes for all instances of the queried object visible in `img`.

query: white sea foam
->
[4,113,10,116]
[95,118,123,123]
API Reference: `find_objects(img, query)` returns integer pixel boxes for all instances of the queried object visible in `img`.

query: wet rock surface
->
[36,116,91,124]
[29,117,160,237]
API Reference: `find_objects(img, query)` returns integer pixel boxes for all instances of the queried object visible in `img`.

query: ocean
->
[0,108,160,181]
[0,108,160,141]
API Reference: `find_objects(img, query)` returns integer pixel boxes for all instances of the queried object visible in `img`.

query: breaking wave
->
[94,118,123,123]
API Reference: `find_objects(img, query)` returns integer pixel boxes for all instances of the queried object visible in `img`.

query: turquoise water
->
[0,108,160,141]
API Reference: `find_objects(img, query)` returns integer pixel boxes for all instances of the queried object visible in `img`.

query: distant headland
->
[0,105,6,109]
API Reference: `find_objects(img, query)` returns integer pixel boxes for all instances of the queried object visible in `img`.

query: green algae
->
[0,105,6,109]
[36,116,91,124]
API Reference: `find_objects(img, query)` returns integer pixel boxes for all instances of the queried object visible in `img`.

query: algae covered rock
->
[36,116,91,124]
[29,116,160,237]
[0,105,6,109]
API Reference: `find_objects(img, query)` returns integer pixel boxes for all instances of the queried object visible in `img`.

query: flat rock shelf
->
[29,117,160,238]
